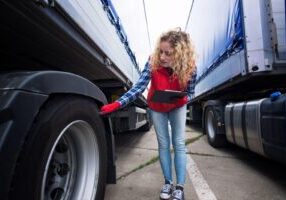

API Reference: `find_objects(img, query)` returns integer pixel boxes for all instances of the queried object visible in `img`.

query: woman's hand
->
[100,101,121,115]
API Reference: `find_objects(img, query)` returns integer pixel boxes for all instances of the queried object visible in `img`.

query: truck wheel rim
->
[206,110,215,139]
[41,120,99,200]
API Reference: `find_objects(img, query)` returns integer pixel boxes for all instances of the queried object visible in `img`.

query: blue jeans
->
[150,105,187,185]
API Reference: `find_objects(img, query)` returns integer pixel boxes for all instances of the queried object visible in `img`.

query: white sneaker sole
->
[160,193,171,199]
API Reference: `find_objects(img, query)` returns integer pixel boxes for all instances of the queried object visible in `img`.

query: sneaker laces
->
[172,189,183,199]
[161,184,172,193]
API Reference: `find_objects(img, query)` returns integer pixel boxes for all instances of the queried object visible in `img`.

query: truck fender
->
[0,70,108,104]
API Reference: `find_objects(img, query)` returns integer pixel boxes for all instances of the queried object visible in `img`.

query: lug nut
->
[57,163,70,177]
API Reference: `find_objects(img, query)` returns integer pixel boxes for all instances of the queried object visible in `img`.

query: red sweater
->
[147,67,188,112]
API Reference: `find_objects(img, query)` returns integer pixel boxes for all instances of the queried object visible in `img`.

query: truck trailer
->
[186,0,286,163]
[0,0,151,199]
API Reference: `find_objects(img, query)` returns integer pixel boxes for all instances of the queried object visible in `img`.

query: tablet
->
[151,90,187,103]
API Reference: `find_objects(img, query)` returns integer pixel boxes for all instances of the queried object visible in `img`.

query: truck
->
[0,0,151,199]
[186,0,286,163]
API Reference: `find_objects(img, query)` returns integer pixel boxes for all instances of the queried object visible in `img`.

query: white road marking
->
[186,154,217,200]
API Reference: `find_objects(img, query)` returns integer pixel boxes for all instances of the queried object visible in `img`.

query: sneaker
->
[171,189,184,200]
[160,183,173,199]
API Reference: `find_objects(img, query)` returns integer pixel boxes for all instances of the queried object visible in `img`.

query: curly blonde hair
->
[150,28,196,89]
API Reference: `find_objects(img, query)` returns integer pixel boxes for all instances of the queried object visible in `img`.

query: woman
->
[100,28,197,200]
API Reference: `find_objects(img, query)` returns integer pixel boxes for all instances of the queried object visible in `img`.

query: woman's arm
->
[100,61,151,114]
[117,61,151,107]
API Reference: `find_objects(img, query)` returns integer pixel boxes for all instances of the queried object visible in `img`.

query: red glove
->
[100,101,121,114]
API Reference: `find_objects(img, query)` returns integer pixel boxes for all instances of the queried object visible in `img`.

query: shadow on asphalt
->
[224,144,286,188]
[113,129,150,147]
[190,130,286,191]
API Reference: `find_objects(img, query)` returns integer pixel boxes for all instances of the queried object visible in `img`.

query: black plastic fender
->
[0,71,107,103]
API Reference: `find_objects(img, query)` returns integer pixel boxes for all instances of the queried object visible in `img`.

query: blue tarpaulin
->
[100,0,140,73]
[185,0,243,82]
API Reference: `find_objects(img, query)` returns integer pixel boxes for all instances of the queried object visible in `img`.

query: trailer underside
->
[0,1,132,87]
[193,69,286,103]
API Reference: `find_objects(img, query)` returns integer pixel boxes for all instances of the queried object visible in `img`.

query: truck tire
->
[10,96,107,200]
[205,106,227,147]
